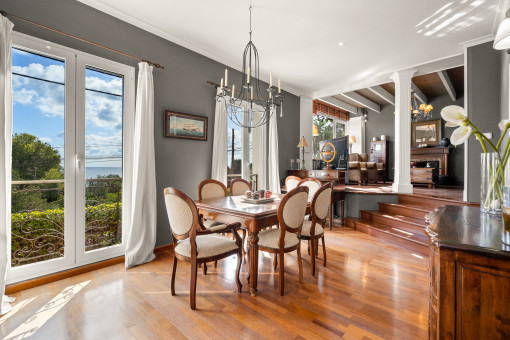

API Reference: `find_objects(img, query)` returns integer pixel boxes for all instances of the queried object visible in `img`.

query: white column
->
[390,70,415,194]
[300,96,314,169]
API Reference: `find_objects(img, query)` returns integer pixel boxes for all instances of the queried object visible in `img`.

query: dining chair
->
[256,186,309,295]
[297,177,322,199]
[229,178,252,196]
[164,187,243,310]
[298,182,331,276]
[285,176,301,192]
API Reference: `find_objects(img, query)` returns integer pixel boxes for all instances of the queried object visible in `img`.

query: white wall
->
[299,96,314,168]
[348,116,365,154]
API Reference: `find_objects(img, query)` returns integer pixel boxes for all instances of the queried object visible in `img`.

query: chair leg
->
[310,237,316,276]
[203,262,208,275]
[322,236,327,267]
[297,243,303,284]
[278,251,285,296]
[315,239,319,257]
[171,256,178,296]
[235,251,242,292]
[190,260,198,310]
[273,253,278,271]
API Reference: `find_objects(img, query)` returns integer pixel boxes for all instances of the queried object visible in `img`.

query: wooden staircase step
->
[398,193,478,210]
[345,217,428,255]
[360,210,427,234]
[379,202,433,219]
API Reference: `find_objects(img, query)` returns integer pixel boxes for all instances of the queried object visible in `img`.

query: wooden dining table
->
[195,194,309,296]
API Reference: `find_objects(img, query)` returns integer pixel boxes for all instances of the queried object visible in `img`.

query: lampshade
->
[297,136,309,148]
[494,18,510,50]
[349,135,356,144]
[312,125,319,136]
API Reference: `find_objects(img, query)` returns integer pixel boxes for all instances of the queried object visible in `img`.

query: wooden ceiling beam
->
[411,82,428,104]
[342,91,381,113]
[437,70,457,101]
[367,86,395,105]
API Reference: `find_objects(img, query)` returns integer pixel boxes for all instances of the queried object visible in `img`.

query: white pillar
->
[300,96,314,169]
[391,70,415,194]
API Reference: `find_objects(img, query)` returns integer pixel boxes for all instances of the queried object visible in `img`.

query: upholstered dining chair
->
[298,183,331,276]
[256,186,309,295]
[164,187,243,310]
[285,176,301,192]
[229,178,252,196]
[297,178,322,200]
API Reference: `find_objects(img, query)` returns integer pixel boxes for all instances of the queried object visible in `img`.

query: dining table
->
[195,194,310,296]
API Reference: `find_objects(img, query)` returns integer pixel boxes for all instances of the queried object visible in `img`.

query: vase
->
[481,152,503,214]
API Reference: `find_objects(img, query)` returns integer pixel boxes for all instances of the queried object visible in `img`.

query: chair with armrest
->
[164,187,243,310]
[348,153,368,184]
[256,186,309,295]
[359,153,377,183]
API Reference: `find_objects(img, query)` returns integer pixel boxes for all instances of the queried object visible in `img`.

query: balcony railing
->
[11,177,122,267]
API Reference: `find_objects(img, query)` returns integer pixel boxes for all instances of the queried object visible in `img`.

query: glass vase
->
[481,152,503,214]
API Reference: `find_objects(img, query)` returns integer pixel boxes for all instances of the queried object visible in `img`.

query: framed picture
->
[411,119,441,147]
[165,110,208,141]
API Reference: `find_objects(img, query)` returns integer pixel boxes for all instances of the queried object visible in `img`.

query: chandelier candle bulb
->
[225,69,228,86]
[251,87,253,100]
[278,79,281,93]
[220,78,224,89]
[270,71,273,87]
[231,84,235,99]
[247,67,250,83]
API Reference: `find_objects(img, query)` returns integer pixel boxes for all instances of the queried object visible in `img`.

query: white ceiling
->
[78,0,505,97]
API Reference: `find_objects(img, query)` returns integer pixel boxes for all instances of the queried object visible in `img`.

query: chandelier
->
[411,92,433,122]
[215,6,283,129]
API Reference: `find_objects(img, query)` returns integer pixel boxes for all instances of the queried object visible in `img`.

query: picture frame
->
[165,110,208,141]
[411,119,442,147]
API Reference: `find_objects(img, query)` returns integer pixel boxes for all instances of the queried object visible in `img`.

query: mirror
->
[411,119,441,147]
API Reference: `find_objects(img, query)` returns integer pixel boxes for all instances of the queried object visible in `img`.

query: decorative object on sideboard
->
[380,135,386,141]
[320,142,336,170]
[349,135,356,153]
[297,136,309,170]
[214,6,282,129]
[372,137,378,141]
[440,137,451,147]
[164,110,208,141]
[411,119,441,147]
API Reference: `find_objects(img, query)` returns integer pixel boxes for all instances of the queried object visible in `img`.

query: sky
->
[12,48,123,175]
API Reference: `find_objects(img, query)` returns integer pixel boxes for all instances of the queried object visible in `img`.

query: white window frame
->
[7,32,134,284]
[313,113,349,154]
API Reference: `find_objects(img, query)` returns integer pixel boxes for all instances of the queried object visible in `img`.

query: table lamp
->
[297,136,309,170]
[349,135,356,153]
[312,125,319,137]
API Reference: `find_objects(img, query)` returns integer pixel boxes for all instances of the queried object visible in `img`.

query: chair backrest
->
[163,187,199,241]
[349,153,360,162]
[311,182,332,223]
[285,176,301,192]
[359,153,369,162]
[230,178,252,196]
[198,179,228,200]
[278,186,309,236]
[297,178,322,199]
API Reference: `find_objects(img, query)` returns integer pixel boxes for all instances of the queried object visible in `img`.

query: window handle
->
[76,154,84,171]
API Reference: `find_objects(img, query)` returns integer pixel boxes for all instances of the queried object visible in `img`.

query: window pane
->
[313,115,333,158]
[336,122,345,137]
[227,105,243,188]
[84,67,123,252]
[11,48,66,267]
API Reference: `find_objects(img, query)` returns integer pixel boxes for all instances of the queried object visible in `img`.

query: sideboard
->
[425,206,510,339]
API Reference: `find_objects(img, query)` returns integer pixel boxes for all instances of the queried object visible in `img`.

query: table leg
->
[340,200,345,225]
[249,229,259,297]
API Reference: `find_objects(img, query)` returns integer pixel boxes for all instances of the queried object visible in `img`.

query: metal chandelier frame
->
[215,6,283,129]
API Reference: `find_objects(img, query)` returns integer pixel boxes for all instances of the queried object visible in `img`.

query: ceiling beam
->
[342,91,381,113]
[319,96,361,115]
[437,70,457,101]
[411,82,428,104]
[367,86,395,105]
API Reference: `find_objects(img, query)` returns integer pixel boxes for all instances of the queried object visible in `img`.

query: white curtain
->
[211,88,228,184]
[0,16,14,315]
[125,62,157,269]
[268,106,281,194]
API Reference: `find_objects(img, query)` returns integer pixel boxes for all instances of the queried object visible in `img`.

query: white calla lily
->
[441,105,467,127]
[498,119,510,131]
[450,125,473,146]
[445,121,458,127]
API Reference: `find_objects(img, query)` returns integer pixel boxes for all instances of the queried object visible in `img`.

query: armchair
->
[348,153,368,184]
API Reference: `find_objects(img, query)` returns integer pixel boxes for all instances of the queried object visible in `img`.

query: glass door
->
[9,38,77,283]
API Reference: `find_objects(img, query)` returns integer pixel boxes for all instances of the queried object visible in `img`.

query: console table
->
[425,206,510,339]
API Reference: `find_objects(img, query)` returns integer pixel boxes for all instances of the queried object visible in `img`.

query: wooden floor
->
[0,228,429,340]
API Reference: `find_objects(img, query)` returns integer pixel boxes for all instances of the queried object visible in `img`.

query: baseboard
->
[5,243,174,295]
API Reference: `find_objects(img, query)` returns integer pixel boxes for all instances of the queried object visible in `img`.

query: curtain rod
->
[0,10,165,69]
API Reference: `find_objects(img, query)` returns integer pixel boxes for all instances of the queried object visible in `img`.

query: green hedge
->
[11,203,122,266]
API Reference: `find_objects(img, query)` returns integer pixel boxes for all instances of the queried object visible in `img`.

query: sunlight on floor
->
[4,280,90,340]
[0,297,36,325]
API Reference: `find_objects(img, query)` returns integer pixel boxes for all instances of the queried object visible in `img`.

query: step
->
[398,193,478,210]
[345,218,428,255]
[379,202,433,220]
[360,210,427,235]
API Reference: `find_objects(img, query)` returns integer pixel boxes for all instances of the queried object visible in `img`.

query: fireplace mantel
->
[411,147,450,175]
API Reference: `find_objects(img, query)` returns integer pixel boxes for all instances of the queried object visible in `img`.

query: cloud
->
[85,132,122,165]
[86,76,122,95]
[86,91,123,129]
[12,88,37,105]
[39,136,52,144]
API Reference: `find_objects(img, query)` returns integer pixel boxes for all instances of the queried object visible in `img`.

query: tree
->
[12,133,62,180]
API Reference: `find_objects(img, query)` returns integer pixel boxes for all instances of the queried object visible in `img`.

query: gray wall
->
[4,0,300,246]
[466,41,502,202]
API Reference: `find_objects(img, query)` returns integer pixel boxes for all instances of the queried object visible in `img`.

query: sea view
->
[86,167,122,179]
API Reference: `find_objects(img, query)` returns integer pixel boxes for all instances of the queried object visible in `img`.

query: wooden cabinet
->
[411,167,438,188]
[411,147,450,176]
[369,140,389,181]
[287,169,346,184]
[426,206,510,339]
